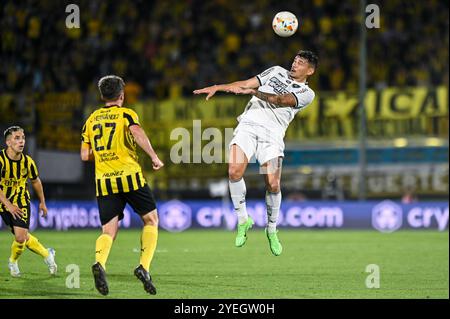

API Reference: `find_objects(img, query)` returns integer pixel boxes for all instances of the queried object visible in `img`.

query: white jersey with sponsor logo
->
[237,65,315,137]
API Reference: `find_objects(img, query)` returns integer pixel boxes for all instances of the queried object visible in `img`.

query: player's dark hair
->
[3,126,24,140]
[98,75,125,100]
[297,50,318,69]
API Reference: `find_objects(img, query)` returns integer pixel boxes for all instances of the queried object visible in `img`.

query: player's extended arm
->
[80,143,95,162]
[193,77,260,100]
[233,88,297,108]
[31,177,48,217]
[129,125,164,170]
[0,188,24,220]
[252,90,297,107]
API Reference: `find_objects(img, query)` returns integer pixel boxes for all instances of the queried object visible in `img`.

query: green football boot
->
[235,216,254,247]
[265,228,283,256]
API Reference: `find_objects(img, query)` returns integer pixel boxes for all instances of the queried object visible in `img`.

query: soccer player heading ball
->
[194,50,318,256]
[81,75,164,296]
[0,126,57,277]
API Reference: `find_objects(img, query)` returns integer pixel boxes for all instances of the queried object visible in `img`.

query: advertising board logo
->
[159,200,192,232]
[372,200,402,233]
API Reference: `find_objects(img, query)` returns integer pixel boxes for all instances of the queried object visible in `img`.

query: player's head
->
[98,75,125,102]
[290,50,318,81]
[4,125,25,153]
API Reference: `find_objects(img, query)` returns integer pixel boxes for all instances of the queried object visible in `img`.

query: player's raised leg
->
[229,144,253,247]
[92,216,117,296]
[8,223,57,277]
[24,229,57,275]
[134,210,158,295]
[262,157,283,256]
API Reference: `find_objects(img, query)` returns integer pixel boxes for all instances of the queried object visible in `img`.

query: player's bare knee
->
[145,219,158,227]
[102,229,117,241]
[108,233,117,241]
[142,210,158,226]
[15,234,27,243]
[147,215,158,226]
[267,181,281,193]
[228,166,244,181]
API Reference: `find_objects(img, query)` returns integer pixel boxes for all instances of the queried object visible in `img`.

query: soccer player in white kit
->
[194,50,318,256]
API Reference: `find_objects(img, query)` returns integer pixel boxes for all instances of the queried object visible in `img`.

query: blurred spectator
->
[0,0,448,98]
[287,192,308,202]
[401,187,418,204]
[322,173,345,201]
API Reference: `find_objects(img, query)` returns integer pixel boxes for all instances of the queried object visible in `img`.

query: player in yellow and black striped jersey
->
[81,103,147,197]
[0,126,57,277]
[81,75,164,296]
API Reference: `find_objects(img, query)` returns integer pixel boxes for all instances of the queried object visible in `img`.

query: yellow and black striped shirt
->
[0,149,39,211]
[81,105,147,197]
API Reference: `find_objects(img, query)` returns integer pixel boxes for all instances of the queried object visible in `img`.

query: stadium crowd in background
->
[1,0,448,101]
[1,0,448,201]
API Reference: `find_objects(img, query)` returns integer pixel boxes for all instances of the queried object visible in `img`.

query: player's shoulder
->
[293,81,314,91]
[84,107,100,122]
[259,65,283,77]
[303,84,315,102]
[275,65,289,72]
[266,65,286,71]
[304,84,315,97]
[121,106,138,116]
[293,82,316,103]
[269,65,288,74]
[24,154,36,164]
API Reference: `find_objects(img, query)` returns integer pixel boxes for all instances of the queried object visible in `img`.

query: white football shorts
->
[229,122,285,165]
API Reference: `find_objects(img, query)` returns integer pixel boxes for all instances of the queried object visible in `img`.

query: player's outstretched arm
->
[80,143,95,162]
[249,90,297,108]
[0,189,24,220]
[129,125,164,171]
[31,177,48,217]
[230,86,297,108]
[193,77,260,100]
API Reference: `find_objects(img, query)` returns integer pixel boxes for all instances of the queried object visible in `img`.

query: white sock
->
[229,178,248,224]
[266,190,281,233]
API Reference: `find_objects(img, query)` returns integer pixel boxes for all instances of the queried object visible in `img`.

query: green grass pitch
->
[0,229,448,299]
